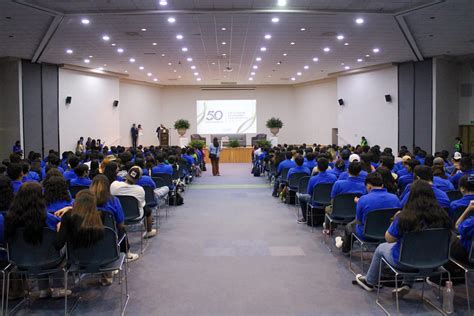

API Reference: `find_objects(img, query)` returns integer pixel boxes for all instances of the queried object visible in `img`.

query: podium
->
[159,128,169,146]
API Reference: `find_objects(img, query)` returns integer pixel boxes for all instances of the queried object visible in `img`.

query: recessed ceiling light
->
[345,66,350,70]
[102,35,110,41]
[154,78,158,81]
[124,70,128,73]
[129,58,136,63]
[365,54,370,57]
[212,62,216,65]
[153,42,157,46]
[103,64,107,66]
[357,58,363,62]
[181,47,188,52]
[117,48,124,53]
[313,57,319,62]
[300,28,306,31]
[147,72,152,76]
[178,75,182,78]
[355,18,364,24]
[221,27,226,31]
[81,18,90,25]
[191,65,196,69]
[161,53,166,57]
[222,42,226,45]
[323,47,330,52]
[66,49,73,54]
[248,77,254,81]
[173,69,177,72]
[251,72,256,75]
[272,17,279,23]
[159,0,167,6]
[222,53,227,56]
[290,42,295,45]
[84,59,90,63]
[344,42,349,46]
[187,57,193,62]
[141,28,147,32]
[111,43,116,46]
[168,62,172,66]
[196,78,201,81]
[291,77,296,81]
[89,55,93,58]
[256,57,262,61]
[297,72,302,76]
[304,65,309,69]
[194,72,199,76]
[264,34,272,39]
[341,63,345,66]
[168,17,176,23]
[277,61,282,65]
[373,48,380,53]
[337,35,344,40]
[277,0,287,6]
[253,65,258,69]
[176,34,183,40]
[283,53,288,56]
[98,67,104,71]
[139,66,144,70]
[260,47,267,52]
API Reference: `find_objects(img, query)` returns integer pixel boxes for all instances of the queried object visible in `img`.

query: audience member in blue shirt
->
[450,156,473,189]
[152,154,173,176]
[7,163,24,194]
[303,152,317,172]
[400,166,450,208]
[0,175,14,214]
[40,154,65,179]
[453,201,474,263]
[287,156,310,181]
[330,162,367,200]
[63,156,80,181]
[449,175,474,218]
[397,159,420,194]
[90,175,125,227]
[297,158,337,223]
[432,172,455,193]
[272,152,296,197]
[44,176,74,213]
[70,164,92,187]
[396,155,412,178]
[328,159,345,179]
[339,172,400,253]
[355,180,450,292]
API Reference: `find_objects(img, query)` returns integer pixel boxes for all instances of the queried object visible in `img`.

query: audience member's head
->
[316,158,329,172]
[460,156,472,172]
[348,161,362,177]
[103,161,118,185]
[7,163,23,181]
[413,165,433,182]
[459,175,474,195]
[294,155,304,167]
[90,174,111,206]
[70,189,104,248]
[74,164,89,178]
[44,176,71,204]
[126,166,142,184]
[432,165,447,179]
[364,172,384,191]
[376,167,397,194]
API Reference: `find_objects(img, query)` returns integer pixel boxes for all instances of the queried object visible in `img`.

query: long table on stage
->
[203,147,253,163]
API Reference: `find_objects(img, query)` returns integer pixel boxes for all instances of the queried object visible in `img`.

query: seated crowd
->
[0,140,205,303]
[254,142,474,309]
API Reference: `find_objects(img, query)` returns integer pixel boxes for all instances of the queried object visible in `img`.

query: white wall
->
[459,62,474,125]
[59,69,120,152]
[119,81,162,147]
[337,66,399,150]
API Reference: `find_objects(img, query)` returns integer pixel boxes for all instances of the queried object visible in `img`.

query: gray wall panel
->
[22,61,43,155]
[398,63,415,149]
[41,64,59,152]
[414,60,433,153]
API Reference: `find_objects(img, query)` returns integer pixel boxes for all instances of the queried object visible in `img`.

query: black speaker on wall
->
[65,96,72,104]
[385,94,392,102]
[338,99,344,106]
[113,100,119,107]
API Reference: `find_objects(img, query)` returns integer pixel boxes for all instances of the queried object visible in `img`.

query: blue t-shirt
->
[355,188,401,239]
[331,177,367,199]
[400,185,450,208]
[307,171,337,197]
[24,171,40,182]
[0,214,5,244]
[450,170,474,189]
[47,200,73,213]
[98,196,125,225]
[151,164,173,176]
[277,159,296,175]
[303,160,316,171]
[328,168,343,178]
[450,194,474,218]
[287,166,311,181]
[41,166,64,179]
[137,175,157,189]
[70,176,92,187]
[433,176,455,192]
[397,174,413,192]
[459,216,474,253]
[182,154,195,165]
[338,170,368,182]
[45,212,61,230]
[396,167,409,178]
[11,180,23,194]
[387,218,403,263]
[63,169,77,181]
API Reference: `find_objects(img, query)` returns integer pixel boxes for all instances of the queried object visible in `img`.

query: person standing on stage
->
[131,123,138,149]
[209,137,221,176]
[156,124,166,146]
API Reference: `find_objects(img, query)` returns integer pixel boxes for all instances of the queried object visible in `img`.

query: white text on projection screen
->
[197,100,257,134]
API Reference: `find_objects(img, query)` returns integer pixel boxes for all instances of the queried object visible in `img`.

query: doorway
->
[332,128,338,146]
[459,125,474,154]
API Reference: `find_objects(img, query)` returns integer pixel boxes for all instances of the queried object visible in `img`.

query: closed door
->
[459,125,474,154]
[332,128,338,146]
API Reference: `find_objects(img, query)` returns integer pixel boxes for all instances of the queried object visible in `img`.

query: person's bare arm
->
[54,206,72,218]
[385,231,397,243]
[456,201,474,231]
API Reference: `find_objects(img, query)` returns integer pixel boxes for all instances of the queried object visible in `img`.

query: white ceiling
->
[1,0,473,85]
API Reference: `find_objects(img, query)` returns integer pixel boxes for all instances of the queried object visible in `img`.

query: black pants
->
[342,220,357,253]
[132,136,137,148]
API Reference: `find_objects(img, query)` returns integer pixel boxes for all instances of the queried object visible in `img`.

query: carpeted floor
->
[13,163,471,315]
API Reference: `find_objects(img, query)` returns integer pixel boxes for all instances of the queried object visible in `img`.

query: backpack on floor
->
[169,192,184,205]
[252,165,261,177]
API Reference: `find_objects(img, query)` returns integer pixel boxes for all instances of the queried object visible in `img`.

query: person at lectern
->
[156,124,166,145]
[131,123,139,148]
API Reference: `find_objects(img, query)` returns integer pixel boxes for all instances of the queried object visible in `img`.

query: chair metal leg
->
[465,270,471,314]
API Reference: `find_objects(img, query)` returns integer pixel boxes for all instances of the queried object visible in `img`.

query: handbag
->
[209,153,216,159]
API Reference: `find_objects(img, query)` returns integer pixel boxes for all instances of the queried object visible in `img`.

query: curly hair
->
[43,175,71,204]
[0,175,14,212]
[5,182,47,245]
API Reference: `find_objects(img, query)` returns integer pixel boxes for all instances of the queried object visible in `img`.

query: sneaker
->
[297,218,307,224]
[38,288,52,299]
[100,273,114,286]
[51,288,72,298]
[392,284,411,298]
[143,229,157,239]
[355,274,374,292]
[335,236,343,248]
[126,252,140,263]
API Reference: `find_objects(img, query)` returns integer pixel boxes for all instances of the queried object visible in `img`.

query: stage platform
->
[203,147,253,163]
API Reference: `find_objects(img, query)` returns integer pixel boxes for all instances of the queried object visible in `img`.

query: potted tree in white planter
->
[174,119,190,137]
[266,117,283,136]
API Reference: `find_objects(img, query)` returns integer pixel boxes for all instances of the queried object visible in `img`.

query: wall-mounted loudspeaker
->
[113,100,119,107]
[338,99,344,106]
[385,94,392,102]
[65,96,72,104]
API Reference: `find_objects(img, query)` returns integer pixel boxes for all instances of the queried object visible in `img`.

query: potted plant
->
[266,117,283,136]
[256,139,272,148]
[174,119,190,137]
[189,140,205,149]
[228,139,240,148]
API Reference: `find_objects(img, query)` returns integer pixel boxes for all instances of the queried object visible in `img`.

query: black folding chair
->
[279,168,291,185]
[143,186,160,229]
[153,174,177,206]
[446,190,462,202]
[0,247,12,314]
[376,228,451,315]
[69,185,89,198]
[65,227,129,315]
[449,237,474,314]
[295,176,310,207]
[349,208,399,275]
[286,173,309,205]
[6,228,65,315]
[451,205,468,228]
[306,183,333,231]
[116,195,146,254]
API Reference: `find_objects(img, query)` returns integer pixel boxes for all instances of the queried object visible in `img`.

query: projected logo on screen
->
[197,100,257,134]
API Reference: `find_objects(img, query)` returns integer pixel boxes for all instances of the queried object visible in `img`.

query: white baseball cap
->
[349,154,360,163]
[453,152,462,160]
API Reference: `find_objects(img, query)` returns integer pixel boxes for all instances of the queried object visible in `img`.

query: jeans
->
[154,186,169,200]
[211,158,220,176]
[365,242,414,286]
[298,194,311,220]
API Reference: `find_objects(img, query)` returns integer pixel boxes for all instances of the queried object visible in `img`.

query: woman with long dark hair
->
[376,166,398,194]
[103,161,119,186]
[355,180,450,296]
[44,176,73,213]
[209,137,221,176]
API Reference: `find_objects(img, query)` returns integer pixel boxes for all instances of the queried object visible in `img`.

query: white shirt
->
[110,180,146,217]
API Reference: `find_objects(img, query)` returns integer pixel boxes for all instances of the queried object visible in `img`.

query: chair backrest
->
[69,185,89,198]
[451,206,468,227]
[363,208,400,241]
[8,228,63,272]
[116,195,141,221]
[171,168,179,180]
[99,210,117,230]
[311,183,334,205]
[280,167,290,180]
[143,185,157,206]
[331,193,361,219]
[67,227,119,272]
[446,190,462,201]
[288,172,308,188]
[297,176,310,194]
[469,237,474,264]
[399,228,450,270]
[154,173,173,188]
[152,176,168,189]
